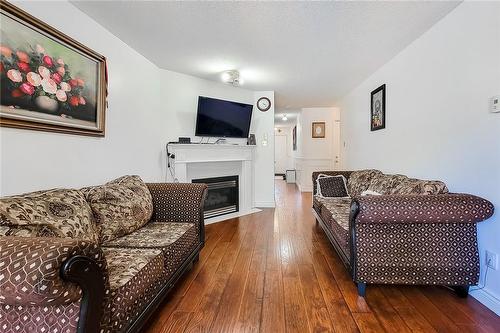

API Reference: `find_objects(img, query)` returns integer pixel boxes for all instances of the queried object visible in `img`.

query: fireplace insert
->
[192,175,239,219]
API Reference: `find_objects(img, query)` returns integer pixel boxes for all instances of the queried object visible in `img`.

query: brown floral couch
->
[0,175,207,333]
[312,170,494,297]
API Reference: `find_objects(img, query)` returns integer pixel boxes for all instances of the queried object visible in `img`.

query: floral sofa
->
[312,169,494,297]
[0,175,207,333]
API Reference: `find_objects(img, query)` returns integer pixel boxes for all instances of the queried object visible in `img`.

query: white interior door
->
[274,135,287,174]
[333,120,341,170]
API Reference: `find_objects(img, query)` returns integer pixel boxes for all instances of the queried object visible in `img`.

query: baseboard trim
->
[205,208,262,225]
[470,288,500,316]
[255,201,276,208]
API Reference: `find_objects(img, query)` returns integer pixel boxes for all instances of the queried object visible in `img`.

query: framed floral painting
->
[0,1,107,136]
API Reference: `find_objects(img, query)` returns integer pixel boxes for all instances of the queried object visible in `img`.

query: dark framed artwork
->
[292,125,297,151]
[312,121,325,138]
[370,84,386,131]
[0,1,107,136]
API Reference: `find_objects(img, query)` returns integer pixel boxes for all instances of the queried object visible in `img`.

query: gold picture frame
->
[0,1,107,136]
[312,122,325,138]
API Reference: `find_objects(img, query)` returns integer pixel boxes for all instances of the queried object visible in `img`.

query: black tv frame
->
[194,96,253,138]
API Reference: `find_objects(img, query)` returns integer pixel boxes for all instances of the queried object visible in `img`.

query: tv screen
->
[195,96,253,138]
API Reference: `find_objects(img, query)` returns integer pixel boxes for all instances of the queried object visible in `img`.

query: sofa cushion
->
[365,173,449,196]
[316,196,351,255]
[102,247,165,291]
[103,222,193,248]
[367,174,409,195]
[347,169,382,197]
[313,195,324,212]
[316,197,351,230]
[0,188,100,243]
[316,175,349,197]
[397,178,448,195]
[101,247,166,332]
[81,175,153,242]
[103,222,199,278]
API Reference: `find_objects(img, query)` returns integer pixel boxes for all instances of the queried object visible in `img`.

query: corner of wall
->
[252,91,276,206]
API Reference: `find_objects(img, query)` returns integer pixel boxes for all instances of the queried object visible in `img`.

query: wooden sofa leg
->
[452,285,469,298]
[357,282,366,297]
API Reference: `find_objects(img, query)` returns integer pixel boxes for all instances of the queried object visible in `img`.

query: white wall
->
[339,2,500,314]
[1,0,163,194]
[252,91,275,207]
[294,107,340,191]
[0,1,275,208]
[296,107,338,160]
[159,69,255,145]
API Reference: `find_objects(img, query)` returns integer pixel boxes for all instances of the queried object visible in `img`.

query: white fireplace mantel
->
[168,143,257,223]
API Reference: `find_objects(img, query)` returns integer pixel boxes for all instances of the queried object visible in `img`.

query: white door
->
[274,135,287,174]
[333,120,341,170]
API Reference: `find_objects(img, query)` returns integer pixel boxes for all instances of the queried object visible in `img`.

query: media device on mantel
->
[195,96,253,138]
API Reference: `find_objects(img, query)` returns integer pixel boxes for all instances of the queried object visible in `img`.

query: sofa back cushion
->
[367,174,410,195]
[0,188,100,243]
[368,173,449,195]
[392,178,448,195]
[81,175,153,243]
[347,169,382,197]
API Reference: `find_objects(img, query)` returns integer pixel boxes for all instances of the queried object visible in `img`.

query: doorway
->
[275,134,287,176]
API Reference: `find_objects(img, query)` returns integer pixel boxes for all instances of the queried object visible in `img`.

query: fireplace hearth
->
[192,175,239,219]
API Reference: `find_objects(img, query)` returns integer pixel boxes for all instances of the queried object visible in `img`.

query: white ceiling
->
[275,110,299,126]
[72,1,459,115]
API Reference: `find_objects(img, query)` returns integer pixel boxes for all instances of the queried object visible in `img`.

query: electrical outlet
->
[486,251,498,270]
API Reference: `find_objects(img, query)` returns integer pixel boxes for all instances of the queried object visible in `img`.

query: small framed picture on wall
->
[312,122,325,138]
[292,126,297,150]
[370,84,386,131]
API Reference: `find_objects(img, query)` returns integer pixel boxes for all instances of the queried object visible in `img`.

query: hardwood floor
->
[143,180,500,333]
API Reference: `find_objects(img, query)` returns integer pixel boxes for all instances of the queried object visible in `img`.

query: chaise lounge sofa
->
[312,169,494,297]
[0,175,207,333]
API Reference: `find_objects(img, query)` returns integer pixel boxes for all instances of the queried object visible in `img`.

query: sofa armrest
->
[353,194,494,224]
[0,236,107,306]
[312,171,352,195]
[146,183,208,240]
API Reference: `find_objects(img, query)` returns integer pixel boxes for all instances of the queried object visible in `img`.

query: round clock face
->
[257,97,271,112]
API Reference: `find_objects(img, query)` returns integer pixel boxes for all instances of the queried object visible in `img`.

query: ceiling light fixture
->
[221,70,242,86]
[282,114,288,121]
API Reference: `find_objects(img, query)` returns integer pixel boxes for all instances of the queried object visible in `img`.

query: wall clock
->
[257,97,271,112]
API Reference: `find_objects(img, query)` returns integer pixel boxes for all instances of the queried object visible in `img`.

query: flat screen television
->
[195,96,253,138]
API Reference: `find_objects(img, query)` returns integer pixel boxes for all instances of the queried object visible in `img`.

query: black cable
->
[165,142,178,182]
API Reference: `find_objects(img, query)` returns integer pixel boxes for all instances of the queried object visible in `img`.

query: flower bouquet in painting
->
[0,2,106,136]
[1,44,90,117]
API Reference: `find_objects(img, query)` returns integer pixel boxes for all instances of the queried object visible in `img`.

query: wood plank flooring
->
[143,180,500,333]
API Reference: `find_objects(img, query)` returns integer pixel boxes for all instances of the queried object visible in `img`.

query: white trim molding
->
[205,208,262,225]
[470,289,500,316]
[255,200,276,208]
[294,157,334,192]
